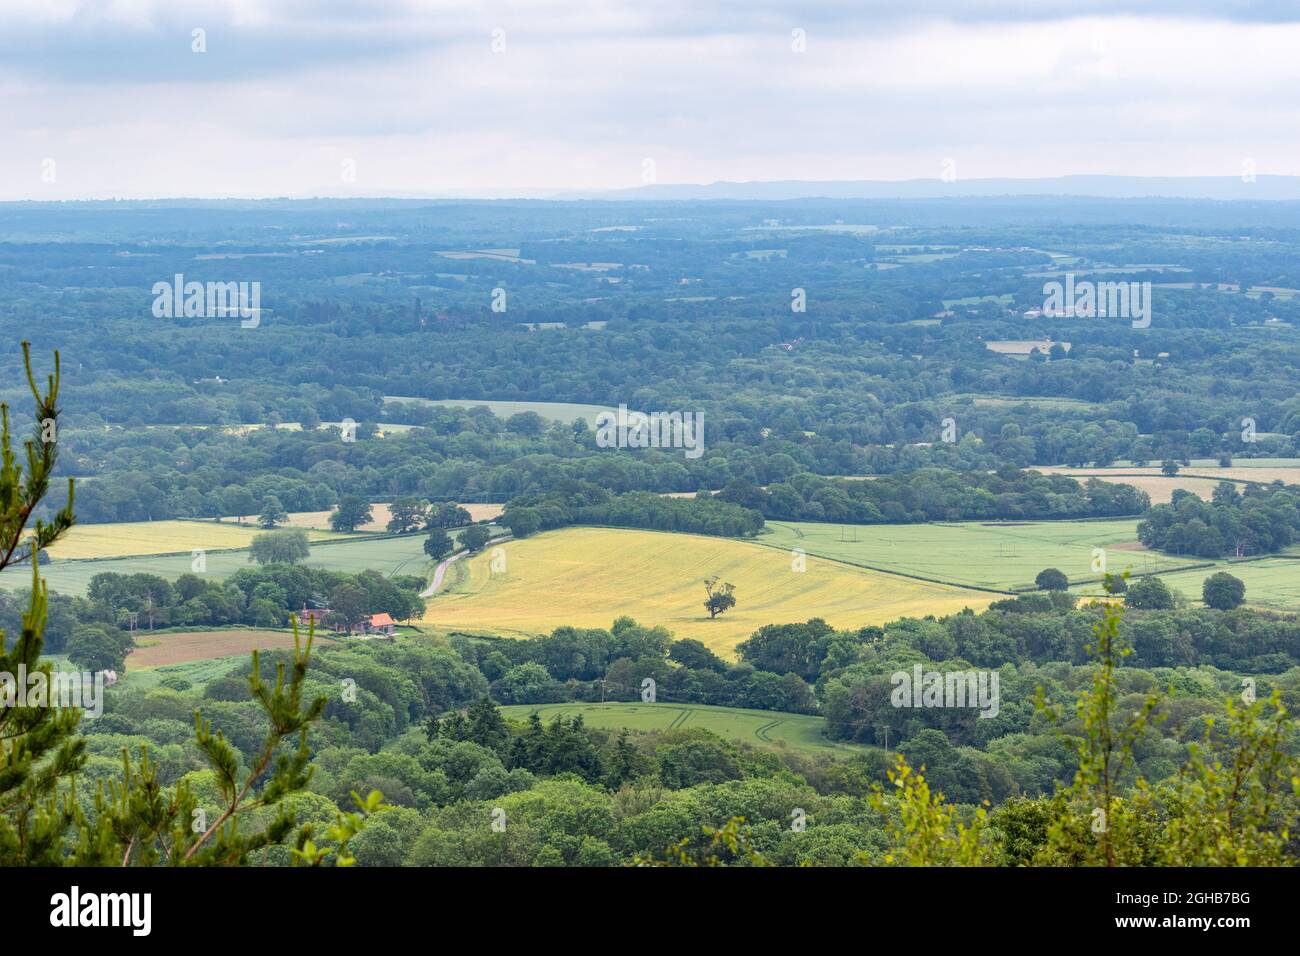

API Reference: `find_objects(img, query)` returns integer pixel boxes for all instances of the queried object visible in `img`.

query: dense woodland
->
[1137,483,1300,558]
[2,198,1297,530]
[68,590,1300,866]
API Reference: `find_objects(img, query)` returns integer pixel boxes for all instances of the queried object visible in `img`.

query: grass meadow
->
[498,701,854,755]
[758,519,1197,591]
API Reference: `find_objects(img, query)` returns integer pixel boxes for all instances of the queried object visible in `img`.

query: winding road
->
[420,534,513,598]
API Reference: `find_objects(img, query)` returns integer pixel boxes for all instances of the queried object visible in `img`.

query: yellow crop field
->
[43,520,340,560]
[421,527,994,656]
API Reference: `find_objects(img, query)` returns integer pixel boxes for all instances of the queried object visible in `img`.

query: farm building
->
[298,605,330,628]
[364,613,396,636]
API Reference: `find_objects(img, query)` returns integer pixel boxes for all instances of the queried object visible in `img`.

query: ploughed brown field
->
[127,629,335,668]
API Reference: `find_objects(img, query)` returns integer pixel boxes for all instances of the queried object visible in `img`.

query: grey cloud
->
[1,0,1296,85]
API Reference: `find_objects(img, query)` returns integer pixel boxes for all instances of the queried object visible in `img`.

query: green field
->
[383,396,615,425]
[3,533,442,596]
[115,655,244,692]
[947,393,1100,411]
[43,518,343,560]
[498,701,855,755]
[38,651,243,693]
[759,519,1198,591]
[888,252,959,264]
[1075,558,1300,611]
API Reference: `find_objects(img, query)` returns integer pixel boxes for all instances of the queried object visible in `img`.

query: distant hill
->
[559,175,1300,202]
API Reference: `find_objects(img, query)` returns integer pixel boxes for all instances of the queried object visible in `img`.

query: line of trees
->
[76,564,426,638]
[501,483,764,539]
[714,468,1151,524]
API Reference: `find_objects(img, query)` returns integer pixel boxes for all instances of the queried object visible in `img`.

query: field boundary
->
[565,521,1015,594]
[750,534,1015,595]
[42,529,425,569]
[755,520,1273,596]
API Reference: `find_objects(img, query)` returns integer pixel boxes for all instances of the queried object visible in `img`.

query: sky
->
[3,0,1300,199]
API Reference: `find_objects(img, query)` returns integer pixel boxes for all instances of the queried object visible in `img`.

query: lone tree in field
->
[1035,568,1070,592]
[249,528,311,565]
[1125,574,1175,610]
[1161,459,1181,477]
[424,527,454,561]
[330,494,374,532]
[703,576,737,619]
[1202,571,1246,610]
[460,524,492,553]
[258,495,288,529]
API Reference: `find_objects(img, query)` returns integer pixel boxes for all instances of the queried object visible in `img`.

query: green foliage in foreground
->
[0,345,383,866]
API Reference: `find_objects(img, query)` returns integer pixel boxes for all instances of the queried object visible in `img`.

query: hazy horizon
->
[9,173,1300,205]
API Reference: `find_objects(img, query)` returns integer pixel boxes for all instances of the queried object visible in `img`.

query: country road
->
[420,535,513,598]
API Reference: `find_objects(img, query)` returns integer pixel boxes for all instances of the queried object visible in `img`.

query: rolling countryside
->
[421,526,993,654]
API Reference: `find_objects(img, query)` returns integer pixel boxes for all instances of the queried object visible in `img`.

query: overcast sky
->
[3,0,1300,199]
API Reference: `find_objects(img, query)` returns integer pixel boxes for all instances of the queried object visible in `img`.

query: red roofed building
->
[366,613,396,637]
[298,606,330,629]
